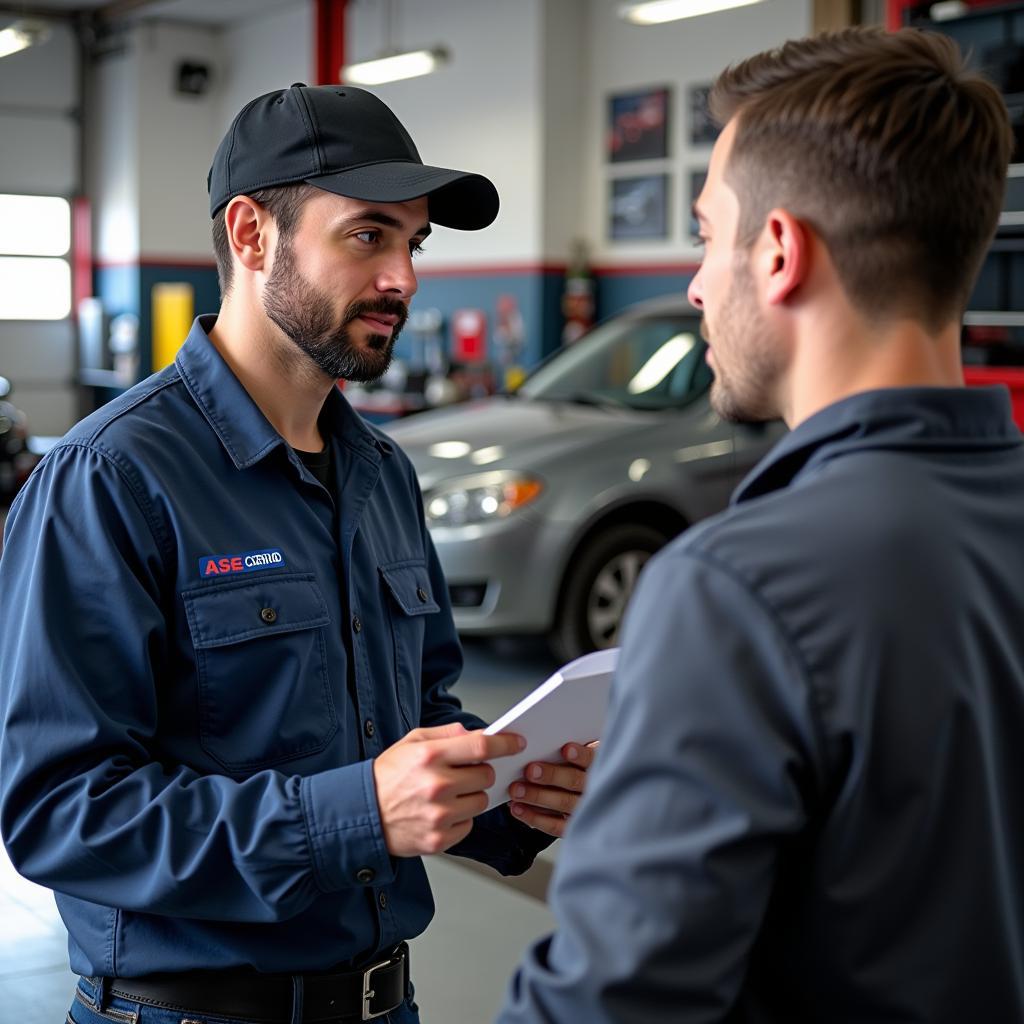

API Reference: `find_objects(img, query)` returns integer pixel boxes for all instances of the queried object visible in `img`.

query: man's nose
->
[687,272,704,310]
[377,249,418,300]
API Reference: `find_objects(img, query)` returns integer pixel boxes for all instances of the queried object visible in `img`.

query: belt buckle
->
[361,956,395,1021]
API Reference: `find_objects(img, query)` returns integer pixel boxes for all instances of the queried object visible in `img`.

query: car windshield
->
[518,313,712,411]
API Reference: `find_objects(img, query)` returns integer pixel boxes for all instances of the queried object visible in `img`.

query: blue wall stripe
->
[595,271,694,322]
[93,264,697,386]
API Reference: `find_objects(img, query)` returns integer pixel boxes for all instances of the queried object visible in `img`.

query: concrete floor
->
[0,636,562,1023]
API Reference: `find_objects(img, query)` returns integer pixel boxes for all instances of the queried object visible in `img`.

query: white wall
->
[347,0,812,268]
[217,1,314,136]
[92,4,315,267]
[540,0,589,262]
[348,0,545,266]
[89,38,140,263]
[0,23,78,195]
[135,21,224,259]
[582,0,812,265]
[91,0,815,271]
[0,23,80,436]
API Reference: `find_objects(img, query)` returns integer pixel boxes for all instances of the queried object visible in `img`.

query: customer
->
[0,83,594,1024]
[498,26,1023,1023]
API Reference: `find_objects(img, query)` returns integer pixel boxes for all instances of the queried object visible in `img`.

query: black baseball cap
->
[208,83,499,230]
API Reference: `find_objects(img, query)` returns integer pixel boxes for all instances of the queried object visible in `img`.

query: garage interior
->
[2,0,1024,1020]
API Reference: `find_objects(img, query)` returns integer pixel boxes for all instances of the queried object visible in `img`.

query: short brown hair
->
[710,27,1013,329]
[211,183,321,297]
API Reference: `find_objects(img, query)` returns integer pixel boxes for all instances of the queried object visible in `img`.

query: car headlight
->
[424,471,544,527]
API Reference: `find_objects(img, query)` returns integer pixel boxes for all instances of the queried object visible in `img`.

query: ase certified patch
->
[198,549,286,577]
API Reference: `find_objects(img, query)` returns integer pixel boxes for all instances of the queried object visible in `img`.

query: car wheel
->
[550,524,669,664]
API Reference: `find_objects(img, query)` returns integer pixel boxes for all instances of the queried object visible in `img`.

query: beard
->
[705,258,785,424]
[262,239,408,383]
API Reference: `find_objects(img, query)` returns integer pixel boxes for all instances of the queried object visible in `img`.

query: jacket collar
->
[175,315,392,469]
[734,386,1020,505]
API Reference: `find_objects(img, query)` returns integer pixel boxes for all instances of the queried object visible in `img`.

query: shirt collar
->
[175,315,392,469]
[734,386,1021,505]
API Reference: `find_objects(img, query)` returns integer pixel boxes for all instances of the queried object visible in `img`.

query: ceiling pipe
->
[316,0,347,86]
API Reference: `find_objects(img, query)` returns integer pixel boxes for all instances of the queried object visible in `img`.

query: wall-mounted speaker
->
[175,61,211,97]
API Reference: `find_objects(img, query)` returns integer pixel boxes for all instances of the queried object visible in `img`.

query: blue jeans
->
[67,975,420,1024]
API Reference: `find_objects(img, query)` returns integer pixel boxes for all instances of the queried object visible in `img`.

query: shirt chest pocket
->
[380,560,440,730]
[183,573,338,772]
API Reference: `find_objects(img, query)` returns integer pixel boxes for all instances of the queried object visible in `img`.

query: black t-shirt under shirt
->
[295,444,333,491]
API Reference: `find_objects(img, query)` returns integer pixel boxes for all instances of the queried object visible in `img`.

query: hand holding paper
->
[373,722,527,857]
[506,740,599,837]
[481,648,619,835]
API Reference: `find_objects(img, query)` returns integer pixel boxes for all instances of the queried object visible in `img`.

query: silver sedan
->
[385,294,786,661]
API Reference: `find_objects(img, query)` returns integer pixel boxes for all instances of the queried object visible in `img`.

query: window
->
[0,194,72,320]
[520,313,711,411]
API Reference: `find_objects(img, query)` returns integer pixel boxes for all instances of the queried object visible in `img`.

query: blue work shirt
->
[499,387,1024,1023]
[0,315,548,979]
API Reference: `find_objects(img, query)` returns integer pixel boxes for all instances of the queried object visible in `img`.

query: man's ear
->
[757,207,808,307]
[224,196,272,275]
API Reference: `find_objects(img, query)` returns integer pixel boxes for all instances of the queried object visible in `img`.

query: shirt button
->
[364,719,375,738]
[356,867,375,885]
[352,616,362,633]
[378,891,389,910]
[416,587,428,602]
[260,607,277,624]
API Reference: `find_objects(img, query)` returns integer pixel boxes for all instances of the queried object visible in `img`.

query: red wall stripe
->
[416,262,567,278]
[592,262,700,277]
[94,257,217,271]
[92,258,705,278]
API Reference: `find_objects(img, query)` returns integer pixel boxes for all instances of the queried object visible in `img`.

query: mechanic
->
[0,83,593,1024]
[498,27,1024,1023]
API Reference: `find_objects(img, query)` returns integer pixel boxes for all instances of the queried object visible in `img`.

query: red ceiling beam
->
[315,0,347,86]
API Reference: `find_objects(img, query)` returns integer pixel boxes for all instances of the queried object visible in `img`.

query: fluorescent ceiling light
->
[621,0,765,24]
[343,48,448,86]
[0,19,50,60]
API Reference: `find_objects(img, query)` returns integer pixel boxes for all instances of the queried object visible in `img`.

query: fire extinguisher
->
[561,239,595,346]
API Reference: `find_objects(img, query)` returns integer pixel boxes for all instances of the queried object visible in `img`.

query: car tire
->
[549,523,669,664]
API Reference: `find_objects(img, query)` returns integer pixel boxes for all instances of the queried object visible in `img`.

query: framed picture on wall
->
[609,174,669,240]
[607,86,670,163]
[688,84,720,146]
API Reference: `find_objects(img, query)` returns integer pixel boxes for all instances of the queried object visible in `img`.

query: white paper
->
[481,647,619,811]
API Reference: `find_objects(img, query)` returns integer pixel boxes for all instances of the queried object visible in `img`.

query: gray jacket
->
[498,386,1024,1023]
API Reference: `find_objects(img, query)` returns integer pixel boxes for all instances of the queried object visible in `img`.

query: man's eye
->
[410,242,426,257]
[355,230,380,245]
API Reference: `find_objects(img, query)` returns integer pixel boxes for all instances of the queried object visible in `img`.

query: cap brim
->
[305,162,498,230]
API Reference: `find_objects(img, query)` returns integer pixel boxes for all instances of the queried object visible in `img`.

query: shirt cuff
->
[300,760,396,892]
[447,804,557,875]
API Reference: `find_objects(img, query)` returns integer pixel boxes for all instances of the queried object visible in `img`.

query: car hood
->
[382,396,656,490]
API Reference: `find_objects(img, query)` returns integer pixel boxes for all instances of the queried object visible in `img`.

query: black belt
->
[99,943,408,1023]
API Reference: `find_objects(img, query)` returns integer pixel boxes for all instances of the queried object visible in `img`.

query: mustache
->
[343,296,409,332]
